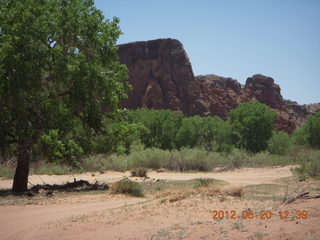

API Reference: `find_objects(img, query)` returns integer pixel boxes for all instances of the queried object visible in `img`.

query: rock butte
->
[118,38,319,133]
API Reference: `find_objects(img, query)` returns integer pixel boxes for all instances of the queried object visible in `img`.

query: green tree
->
[304,112,320,148]
[203,116,233,153]
[229,102,276,153]
[176,116,204,148]
[0,0,128,192]
[127,109,183,149]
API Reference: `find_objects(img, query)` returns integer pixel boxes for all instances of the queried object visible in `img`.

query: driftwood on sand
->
[29,179,109,196]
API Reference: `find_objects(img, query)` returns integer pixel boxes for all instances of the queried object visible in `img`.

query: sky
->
[94,0,320,105]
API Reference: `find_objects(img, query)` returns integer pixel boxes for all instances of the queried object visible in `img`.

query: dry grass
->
[221,185,244,197]
[154,183,244,204]
[110,179,144,197]
[130,167,148,177]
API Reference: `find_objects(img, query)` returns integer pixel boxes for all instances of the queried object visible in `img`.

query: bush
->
[193,178,216,188]
[129,148,172,169]
[267,131,292,155]
[131,167,147,177]
[30,162,73,175]
[110,179,144,197]
[169,148,214,172]
[81,154,106,172]
[223,185,244,197]
[292,150,320,179]
[225,149,249,169]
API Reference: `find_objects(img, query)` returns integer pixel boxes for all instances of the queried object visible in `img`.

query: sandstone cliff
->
[118,39,196,115]
[118,38,317,133]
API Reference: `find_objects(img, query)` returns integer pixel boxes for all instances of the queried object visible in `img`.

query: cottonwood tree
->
[0,0,128,192]
[305,112,320,149]
[229,102,276,153]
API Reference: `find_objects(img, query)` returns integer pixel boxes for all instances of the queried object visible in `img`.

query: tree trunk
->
[12,142,31,192]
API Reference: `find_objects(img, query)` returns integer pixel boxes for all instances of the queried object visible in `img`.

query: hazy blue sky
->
[94,0,320,104]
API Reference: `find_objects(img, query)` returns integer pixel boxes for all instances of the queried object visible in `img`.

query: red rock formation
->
[118,38,315,133]
[191,74,241,117]
[118,38,196,115]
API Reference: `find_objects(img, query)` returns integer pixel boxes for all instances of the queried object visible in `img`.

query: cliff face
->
[118,39,197,115]
[118,38,316,133]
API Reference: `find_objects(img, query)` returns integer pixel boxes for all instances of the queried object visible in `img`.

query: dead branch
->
[29,180,109,195]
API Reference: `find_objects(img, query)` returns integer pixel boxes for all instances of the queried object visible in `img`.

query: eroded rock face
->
[192,74,242,118]
[118,38,316,133]
[118,38,196,115]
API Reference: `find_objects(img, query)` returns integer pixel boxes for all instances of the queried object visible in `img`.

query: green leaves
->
[229,102,276,153]
[40,129,83,163]
[0,0,128,144]
[305,112,320,148]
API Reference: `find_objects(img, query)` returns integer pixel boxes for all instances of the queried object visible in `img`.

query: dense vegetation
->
[1,103,320,181]
[1,1,320,191]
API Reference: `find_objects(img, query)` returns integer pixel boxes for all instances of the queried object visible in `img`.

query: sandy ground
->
[1,165,319,240]
[0,165,296,190]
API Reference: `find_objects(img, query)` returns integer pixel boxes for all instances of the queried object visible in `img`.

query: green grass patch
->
[244,184,288,201]
[139,179,227,195]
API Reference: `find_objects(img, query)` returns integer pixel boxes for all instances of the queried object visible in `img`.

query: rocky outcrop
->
[118,38,197,115]
[192,74,300,133]
[191,74,242,117]
[118,38,317,133]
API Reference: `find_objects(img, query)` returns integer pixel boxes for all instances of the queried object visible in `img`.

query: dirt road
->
[0,196,145,240]
[1,165,309,240]
[0,165,296,190]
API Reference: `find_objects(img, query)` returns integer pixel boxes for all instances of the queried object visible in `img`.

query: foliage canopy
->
[229,102,276,153]
[0,0,129,191]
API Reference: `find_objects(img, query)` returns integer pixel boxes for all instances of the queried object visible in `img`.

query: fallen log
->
[30,179,109,195]
[282,192,320,204]
[283,192,309,205]
[304,194,320,200]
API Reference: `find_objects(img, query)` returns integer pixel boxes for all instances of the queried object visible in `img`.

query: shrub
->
[292,150,320,179]
[129,148,171,169]
[110,179,144,197]
[169,148,214,172]
[193,178,216,188]
[30,162,73,175]
[225,149,249,169]
[131,167,148,177]
[81,154,107,172]
[223,185,244,197]
[267,131,292,155]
